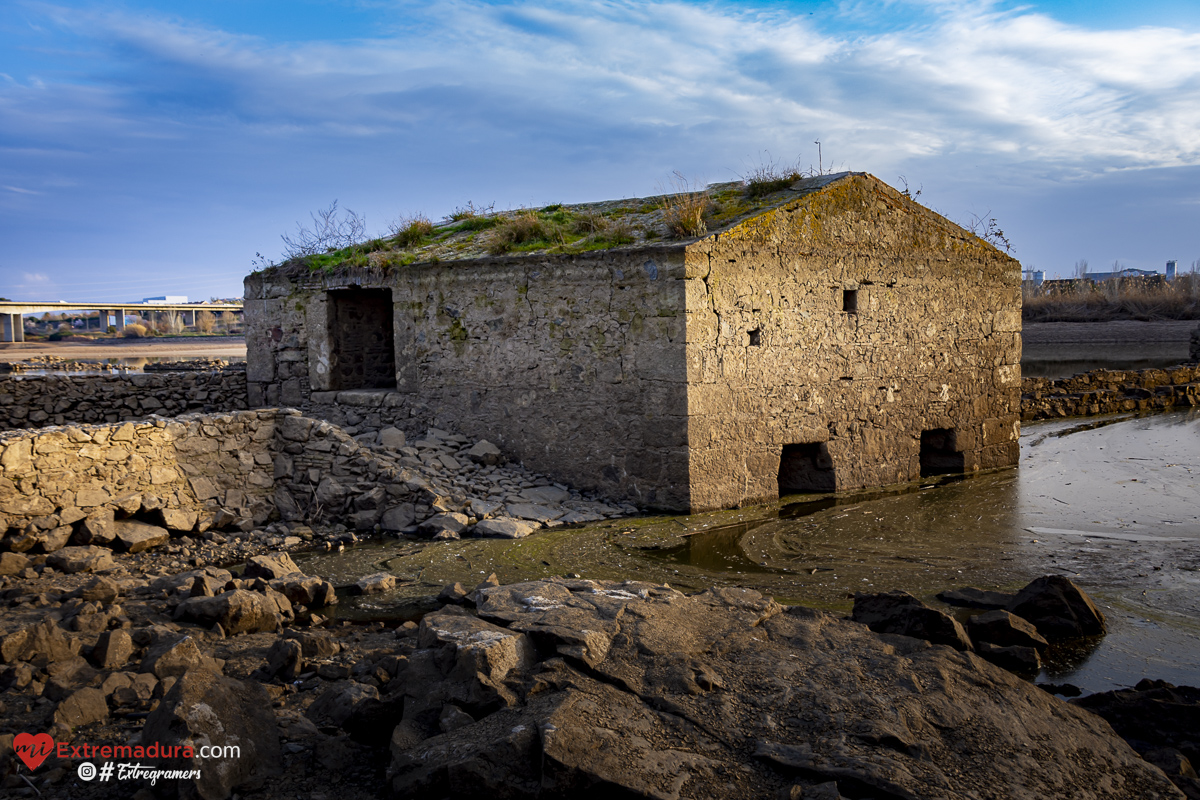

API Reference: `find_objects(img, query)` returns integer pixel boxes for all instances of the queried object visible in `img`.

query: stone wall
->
[1021,365,1200,421]
[245,246,690,509]
[685,175,1022,509]
[0,369,247,431]
[0,410,277,551]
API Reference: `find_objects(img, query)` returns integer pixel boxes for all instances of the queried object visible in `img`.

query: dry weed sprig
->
[390,214,435,247]
[659,172,712,239]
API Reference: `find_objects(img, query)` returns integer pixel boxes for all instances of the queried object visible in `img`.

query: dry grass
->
[390,214,435,248]
[659,173,712,239]
[122,323,150,338]
[1023,275,1200,322]
[486,211,563,254]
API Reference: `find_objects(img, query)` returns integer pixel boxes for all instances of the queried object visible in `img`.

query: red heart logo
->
[13,732,55,771]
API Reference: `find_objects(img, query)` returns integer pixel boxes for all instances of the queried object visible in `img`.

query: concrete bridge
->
[0,300,243,342]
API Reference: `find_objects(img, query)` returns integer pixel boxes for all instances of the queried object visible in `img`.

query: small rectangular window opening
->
[748,328,762,346]
[843,289,858,313]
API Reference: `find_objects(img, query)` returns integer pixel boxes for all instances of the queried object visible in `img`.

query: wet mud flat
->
[303,408,1200,695]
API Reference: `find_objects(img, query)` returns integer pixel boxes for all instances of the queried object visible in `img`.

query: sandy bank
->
[0,336,246,360]
[1023,320,1197,345]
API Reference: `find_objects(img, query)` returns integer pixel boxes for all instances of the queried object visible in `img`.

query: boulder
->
[114,520,171,553]
[967,609,1049,651]
[353,572,396,595]
[0,552,30,576]
[1006,575,1107,640]
[283,630,340,659]
[936,586,1016,609]
[52,687,108,729]
[504,503,565,523]
[157,507,199,532]
[1,619,80,665]
[143,668,281,800]
[72,575,121,604]
[140,635,221,679]
[380,427,407,449]
[976,642,1041,673]
[174,589,288,635]
[151,566,235,594]
[47,546,114,574]
[389,578,1177,800]
[37,525,74,553]
[418,512,469,537]
[91,629,134,670]
[851,591,973,651]
[265,639,304,681]
[273,575,337,608]
[307,681,379,728]
[473,517,538,539]
[519,486,570,505]
[465,440,503,466]
[76,509,117,546]
[381,504,416,531]
[243,552,302,581]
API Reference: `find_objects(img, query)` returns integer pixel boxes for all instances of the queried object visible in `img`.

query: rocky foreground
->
[0,539,1195,800]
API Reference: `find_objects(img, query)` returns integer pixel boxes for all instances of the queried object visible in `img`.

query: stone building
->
[245,172,1022,512]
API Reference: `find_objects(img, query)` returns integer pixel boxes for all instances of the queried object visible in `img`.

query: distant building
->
[142,296,188,304]
[1022,270,1044,286]
[1083,267,1159,282]
[1167,260,1178,280]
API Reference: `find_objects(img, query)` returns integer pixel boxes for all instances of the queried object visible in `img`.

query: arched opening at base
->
[920,428,965,477]
[778,442,836,494]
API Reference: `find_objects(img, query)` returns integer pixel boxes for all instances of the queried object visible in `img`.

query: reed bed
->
[1023,275,1200,322]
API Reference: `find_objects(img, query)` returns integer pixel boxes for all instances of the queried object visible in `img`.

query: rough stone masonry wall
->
[245,247,691,509]
[0,369,247,432]
[0,409,430,546]
[684,175,1022,510]
[0,411,277,542]
[1021,365,1200,421]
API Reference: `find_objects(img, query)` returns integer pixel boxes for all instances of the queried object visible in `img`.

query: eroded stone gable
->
[682,174,1021,509]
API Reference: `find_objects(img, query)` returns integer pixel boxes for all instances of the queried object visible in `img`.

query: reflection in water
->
[1021,340,1189,379]
[300,409,1200,693]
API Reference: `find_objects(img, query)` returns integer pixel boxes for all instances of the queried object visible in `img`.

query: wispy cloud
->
[10,0,1195,176]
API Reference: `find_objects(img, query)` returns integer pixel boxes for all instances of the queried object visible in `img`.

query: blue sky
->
[3,0,1199,302]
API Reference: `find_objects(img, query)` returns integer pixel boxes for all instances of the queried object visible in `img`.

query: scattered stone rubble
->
[0,562,1192,800]
[1021,365,1200,421]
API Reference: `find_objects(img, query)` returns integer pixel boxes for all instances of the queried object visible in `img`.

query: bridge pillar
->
[1,314,24,343]
[112,310,126,332]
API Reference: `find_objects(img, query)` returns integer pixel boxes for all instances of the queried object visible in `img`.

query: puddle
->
[298,408,1200,694]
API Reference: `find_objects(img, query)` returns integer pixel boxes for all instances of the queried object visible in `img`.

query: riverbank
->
[0,336,246,361]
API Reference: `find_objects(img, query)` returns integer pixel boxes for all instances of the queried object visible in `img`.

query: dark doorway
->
[920,428,964,477]
[329,288,396,390]
[778,442,837,494]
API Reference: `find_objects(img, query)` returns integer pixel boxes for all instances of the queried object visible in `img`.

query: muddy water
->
[298,408,1200,694]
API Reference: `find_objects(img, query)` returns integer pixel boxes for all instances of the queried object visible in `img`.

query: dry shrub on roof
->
[390,214,435,248]
[486,211,563,255]
[571,211,608,235]
[659,173,712,239]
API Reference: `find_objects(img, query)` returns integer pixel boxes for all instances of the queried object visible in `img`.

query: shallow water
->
[1022,340,1190,378]
[4,355,246,377]
[298,408,1200,694]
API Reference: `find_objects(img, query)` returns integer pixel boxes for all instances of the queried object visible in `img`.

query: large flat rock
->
[389,578,1184,800]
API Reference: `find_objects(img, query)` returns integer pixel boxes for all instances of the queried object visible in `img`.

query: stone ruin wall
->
[683,175,1022,510]
[0,370,247,432]
[245,247,692,509]
[0,410,424,552]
